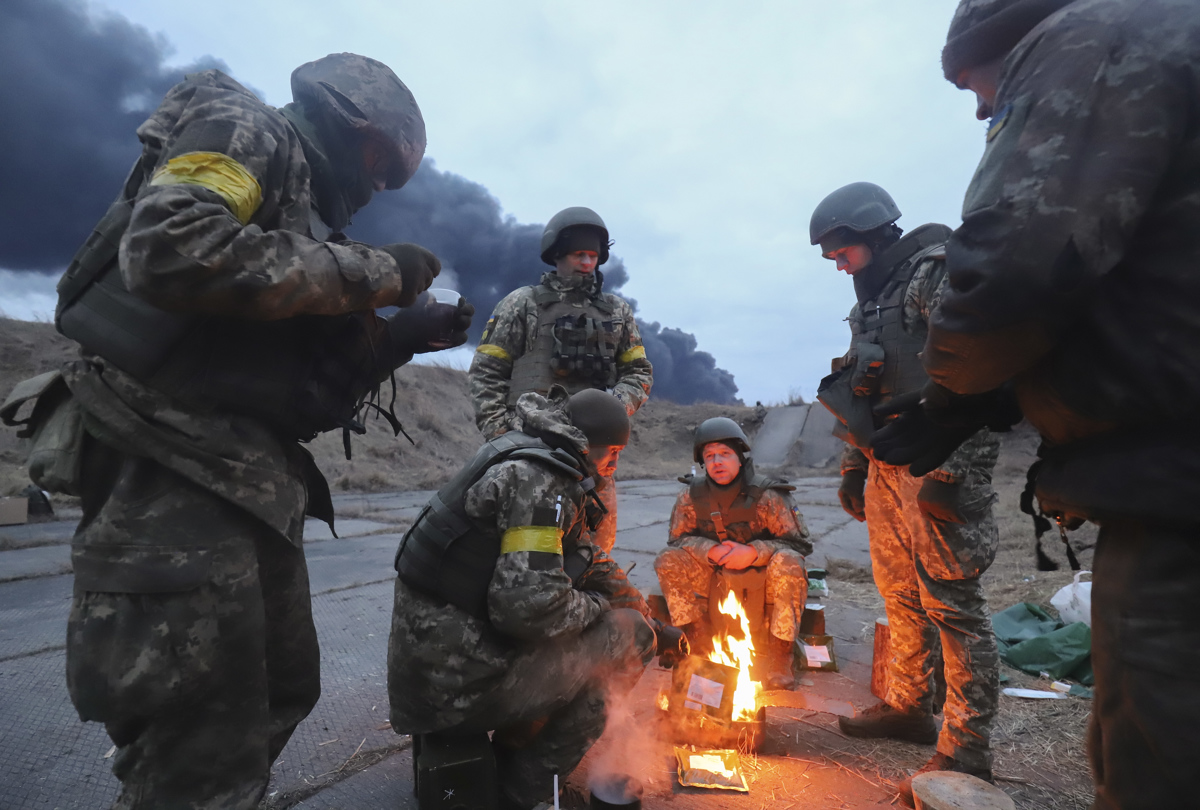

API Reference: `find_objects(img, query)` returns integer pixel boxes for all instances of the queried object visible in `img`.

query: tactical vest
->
[507,283,622,406]
[816,225,950,449]
[394,432,598,619]
[688,468,795,546]
[850,226,951,406]
[54,183,389,442]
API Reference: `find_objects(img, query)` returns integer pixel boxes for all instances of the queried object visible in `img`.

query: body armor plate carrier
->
[394,432,595,619]
[507,283,621,406]
[687,466,795,546]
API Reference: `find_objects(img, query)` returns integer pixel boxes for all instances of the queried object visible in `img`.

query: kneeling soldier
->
[654,417,812,690]
[388,387,683,810]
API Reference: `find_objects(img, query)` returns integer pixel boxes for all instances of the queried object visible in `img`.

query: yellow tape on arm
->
[500,526,563,555]
[618,345,647,364]
[149,152,263,225]
[476,344,513,362]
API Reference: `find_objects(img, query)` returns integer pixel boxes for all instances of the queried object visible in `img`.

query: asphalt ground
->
[0,478,897,809]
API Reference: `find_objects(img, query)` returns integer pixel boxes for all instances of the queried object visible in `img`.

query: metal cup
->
[589,773,643,810]
[423,288,461,349]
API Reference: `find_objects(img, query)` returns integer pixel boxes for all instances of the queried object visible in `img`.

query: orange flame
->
[707,590,762,721]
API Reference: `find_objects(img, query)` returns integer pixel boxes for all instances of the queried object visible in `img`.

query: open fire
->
[706,591,762,721]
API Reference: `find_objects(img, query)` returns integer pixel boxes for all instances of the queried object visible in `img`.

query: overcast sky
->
[1,0,987,404]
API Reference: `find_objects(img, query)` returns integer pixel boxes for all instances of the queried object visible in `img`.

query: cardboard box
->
[0,497,29,527]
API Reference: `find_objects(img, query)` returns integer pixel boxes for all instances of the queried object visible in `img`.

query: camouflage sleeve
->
[120,78,405,319]
[667,489,718,557]
[467,290,531,438]
[575,546,648,614]
[906,255,948,326]
[749,489,813,563]
[611,298,653,415]
[924,427,1001,484]
[925,11,1184,394]
[840,444,869,475]
[466,460,604,641]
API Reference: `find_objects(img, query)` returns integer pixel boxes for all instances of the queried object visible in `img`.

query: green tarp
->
[991,602,1094,685]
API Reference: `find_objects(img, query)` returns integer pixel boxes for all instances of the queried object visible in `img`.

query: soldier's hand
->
[719,542,758,571]
[380,243,440,307]
[838,469,867,522]
[916,478,967,524]
[651,619,690,667]
[869,391,975,477]
[385,292,470,355]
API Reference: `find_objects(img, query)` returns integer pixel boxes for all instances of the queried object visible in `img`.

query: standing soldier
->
[4,54,469,808]
[872,1,1200,807]
[468,207,653,552]
[654,418,811,690]
[388,388,683,810]
[810,183,1001,804]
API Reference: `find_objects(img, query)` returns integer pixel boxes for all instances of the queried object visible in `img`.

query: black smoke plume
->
[0,0,740,405]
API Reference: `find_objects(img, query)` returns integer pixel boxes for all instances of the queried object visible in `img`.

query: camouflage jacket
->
[840,253,1000,484]
[667,475,813,564]
[389,392,645,733]
[121,69,405,318]
[923,0,1200,518]
[467,271,653,438]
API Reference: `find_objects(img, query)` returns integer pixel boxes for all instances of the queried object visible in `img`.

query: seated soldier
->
[388,387,685,810]
[655,417,812,690]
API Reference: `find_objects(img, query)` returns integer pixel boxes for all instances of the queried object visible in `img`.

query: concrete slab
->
[0,519,77,549]
[795,404,843,468]
[0,543,71,583]
[753,404,810,468]
[304,518,396,542]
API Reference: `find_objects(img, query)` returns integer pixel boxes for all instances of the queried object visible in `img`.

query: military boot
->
[897,752,993,808]
[762,635,795,691]
[837,702,938,744]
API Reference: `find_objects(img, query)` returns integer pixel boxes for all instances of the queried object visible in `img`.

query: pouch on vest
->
[849,342,885,396]
[816,366,875,451]
[0,371,86,496]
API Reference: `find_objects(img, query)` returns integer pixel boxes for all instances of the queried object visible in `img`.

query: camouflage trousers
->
[429,609,654,809]
[587,474,618,554]
[866,462,999,771]
[1089,518,1200,810]
[653,546,808,642]
[67,437,320,809]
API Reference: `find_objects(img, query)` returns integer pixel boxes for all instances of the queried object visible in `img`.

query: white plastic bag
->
[1050,570,1092,627]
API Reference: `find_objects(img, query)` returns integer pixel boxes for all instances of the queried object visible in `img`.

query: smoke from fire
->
[0,0,740,405]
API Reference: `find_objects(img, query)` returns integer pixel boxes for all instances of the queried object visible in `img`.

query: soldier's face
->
[823,245,873,276]
[703,443,742,486]
[956,57,1005,121]
[590,444,622,477]
[556,250,600,277]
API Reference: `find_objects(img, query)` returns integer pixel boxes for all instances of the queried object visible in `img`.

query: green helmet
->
[291,53,426,191]
[540,207,611,266]
[693,417,751,463]
[809,182,901,253]
[569,389,630,447]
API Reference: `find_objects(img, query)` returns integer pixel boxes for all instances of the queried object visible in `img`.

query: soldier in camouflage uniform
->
[810,183,1000,801]
[16,55,468,809]
[389,389,681,810]
[468,207,653,553]
[869,2,1200,806]
[654,417,811,690]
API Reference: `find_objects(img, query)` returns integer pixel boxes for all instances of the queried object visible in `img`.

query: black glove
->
[386,292,475,355]
[651,619,690,667]
[870,383,1021,477]
[838,469,867,522]
[916,478,967,523]
[379,243,441,307]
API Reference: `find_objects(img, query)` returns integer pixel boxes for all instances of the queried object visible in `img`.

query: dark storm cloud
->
[0,0,739,404]
[0,0,228,271]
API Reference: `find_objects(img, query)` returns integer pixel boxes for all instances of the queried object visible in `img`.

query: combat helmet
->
[693,417,751,463]
[569,389,630,447]
[291,53,426,190]
[809,182,901,253]
[540,207,611,266]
